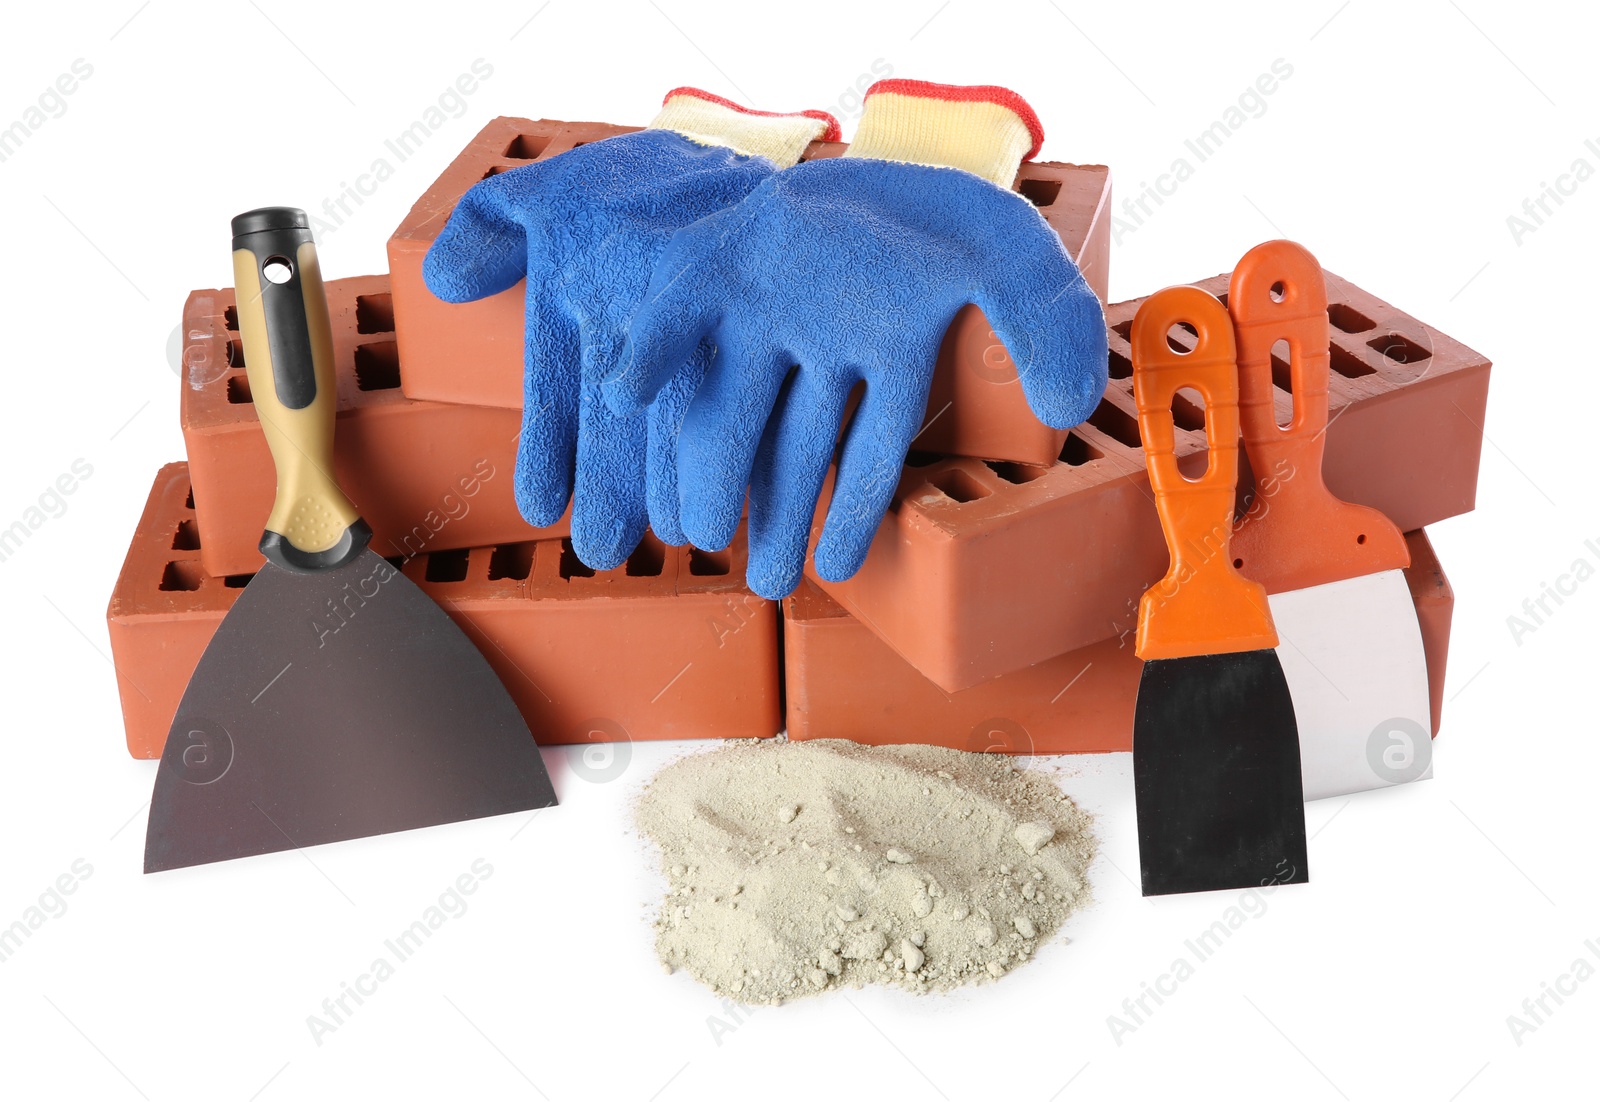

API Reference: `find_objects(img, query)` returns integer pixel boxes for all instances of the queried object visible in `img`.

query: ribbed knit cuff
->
[843,79,1044,187]
[650,87,840,168]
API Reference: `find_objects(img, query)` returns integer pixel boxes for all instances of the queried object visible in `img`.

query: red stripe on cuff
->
[660,86,842,143]
[861,79,1045,161]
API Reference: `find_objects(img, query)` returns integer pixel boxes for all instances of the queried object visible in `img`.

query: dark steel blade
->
[1133,649,1309,897]
[145,549,557,873]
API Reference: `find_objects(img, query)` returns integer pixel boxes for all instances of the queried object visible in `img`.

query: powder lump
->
[636,739,1096,1004]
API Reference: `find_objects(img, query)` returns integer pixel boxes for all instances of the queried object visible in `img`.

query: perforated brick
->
[180,275,565,577]
[387,116,1112,466]
[810,270,1489,692]
[785,529,1454,752]
[108,465,780,758]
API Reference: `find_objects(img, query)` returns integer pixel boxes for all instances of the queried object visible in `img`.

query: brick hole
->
[226,374,253,404]
[1017,177,1061,207]
[688,547,731,576]
[424,548,470,583]
[226,338,246,368]
[1059,432,1103,466]
[223,304,238,331]
[504,133,551,159]
[626,537,667,577]
[184,488,195,510]
[354,341,402,391]
[985,460,1050,485]
[1107,347,1132,380]
[487,542,535,581]
[1111,319,1133,341]
[1269,339,1294,394]
[1327,303,1374,333]
[1215,292,1229,308]
[159,561,204,592]
[1165,322,1198,354]
[928,468,991,503]
[559,538,596,579]
[904,450,942,468]
[384,555,406,571]
[1368,332,1431,365]
[1171,386,1206,433]
[224,573,252,588]
[355,293,395,334]
[1329,343,1376,379]
[1088,399,1142,449]
[171,519,201,551]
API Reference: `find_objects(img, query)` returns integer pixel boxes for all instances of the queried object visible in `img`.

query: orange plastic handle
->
[1133,286,1278,662]
[1227,240,1409,592]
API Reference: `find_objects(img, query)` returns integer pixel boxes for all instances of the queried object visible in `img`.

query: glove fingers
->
[604,232,719,416]
[644,345,710,547]
[570,379,649,571]
[974,244,1108,430]
[813,368,935,583]
[678,344,794,552]
[514,302,581,529]
[579,290,703,551]
[745,366,853,599]
[423,176,531,303]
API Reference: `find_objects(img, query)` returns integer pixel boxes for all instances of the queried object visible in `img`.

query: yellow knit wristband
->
[650,88,840,169]
[843,80,1044,188]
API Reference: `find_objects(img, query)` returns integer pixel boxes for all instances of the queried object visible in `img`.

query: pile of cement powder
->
[636,739,1096,1004]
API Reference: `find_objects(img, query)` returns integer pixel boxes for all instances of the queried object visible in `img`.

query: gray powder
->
[636,739,1097,1005]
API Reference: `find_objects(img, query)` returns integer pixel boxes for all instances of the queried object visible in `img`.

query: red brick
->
[181,275,565,578]
[108,465,780,759]
[811,270,1490,691]
[785,528,1454,752]
[387,116,1112,467]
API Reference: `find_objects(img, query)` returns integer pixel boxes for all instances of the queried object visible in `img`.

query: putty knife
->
[1130,285,1309,897]
[1227,240,1433,801]
[144,207,557,874]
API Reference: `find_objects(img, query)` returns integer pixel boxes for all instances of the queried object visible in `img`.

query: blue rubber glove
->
[605,80,1108,598]
[423,89,838,569]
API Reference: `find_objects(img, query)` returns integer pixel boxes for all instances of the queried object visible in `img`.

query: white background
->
[1,1,1594,1099]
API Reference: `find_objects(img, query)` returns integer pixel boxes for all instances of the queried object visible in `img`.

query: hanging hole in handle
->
[1269,280,1286,303]
[1165,322,1197,354]
[1356,533,1366,545]
[262,256,294,285]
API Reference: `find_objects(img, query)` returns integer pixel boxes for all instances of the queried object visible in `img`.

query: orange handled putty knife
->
[1130,285,1309,897]
[1228,240,1433,800]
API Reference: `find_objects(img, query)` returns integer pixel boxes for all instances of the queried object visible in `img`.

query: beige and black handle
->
[231,207,370,572]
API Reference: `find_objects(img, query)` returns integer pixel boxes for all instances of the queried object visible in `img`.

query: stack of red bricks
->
[108,118,1489,760]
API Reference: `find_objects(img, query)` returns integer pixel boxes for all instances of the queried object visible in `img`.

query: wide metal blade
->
[145,549,557,873]
[1270,570,1434,800]
[1133,650,1309,897]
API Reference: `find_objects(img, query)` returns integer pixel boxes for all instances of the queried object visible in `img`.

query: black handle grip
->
[231,206,319,411]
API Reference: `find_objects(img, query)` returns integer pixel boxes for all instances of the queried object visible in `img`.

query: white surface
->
[2,2,1595,1099]
[1271,570,1434,801]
